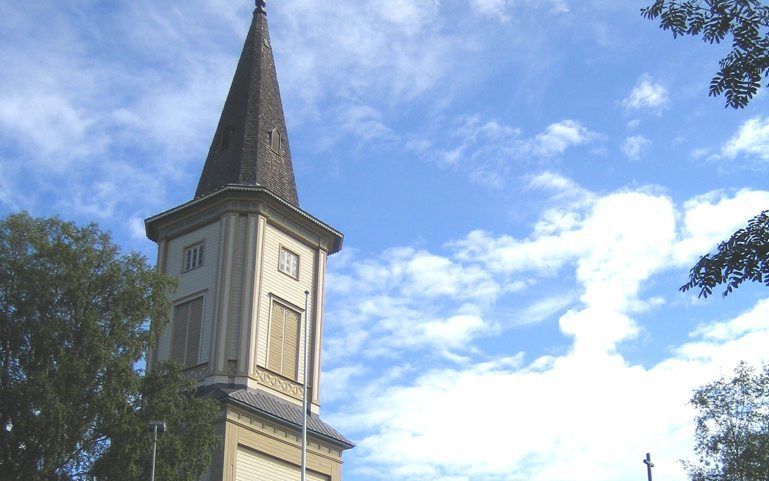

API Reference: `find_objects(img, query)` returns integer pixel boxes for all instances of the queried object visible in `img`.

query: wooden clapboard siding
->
[235,446,327,481]
[158,220,220,363]
[256,223,316,380]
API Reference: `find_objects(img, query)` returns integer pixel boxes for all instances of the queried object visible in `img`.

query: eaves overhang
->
[145,185,343,254]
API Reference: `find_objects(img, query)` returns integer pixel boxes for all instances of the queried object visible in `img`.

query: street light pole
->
[148,421,166,481]
[301,290,310,481]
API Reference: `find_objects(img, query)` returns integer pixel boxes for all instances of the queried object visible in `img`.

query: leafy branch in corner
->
[642,0,769,108]
[681,210,769,297]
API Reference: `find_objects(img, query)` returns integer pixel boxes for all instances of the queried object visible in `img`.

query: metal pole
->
[301,290,310,481]
[150,425,158,481]
[148,421,165,481]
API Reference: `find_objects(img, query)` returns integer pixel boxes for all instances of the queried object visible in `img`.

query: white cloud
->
[721,116,769,161]
[322,365,367,403]
[621,134,651,160]
[325,181,769,481]
[671,189,769,266]
[469,0,570,21]
[531,120,600,156]
[470,0,511,21]
[622,74,669,112]
[324,247,502,363]
[337,305,769,481]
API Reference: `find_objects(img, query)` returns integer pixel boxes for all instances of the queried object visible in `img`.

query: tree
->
[0,213,219,481]
[641,0,769,109]
[681,210,769,297]
[685,362,769,481]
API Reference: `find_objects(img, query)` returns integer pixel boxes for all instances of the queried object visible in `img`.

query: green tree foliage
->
[642,0,769,108]
[0,213,219,481]
[685,362,769,481]
[681,210,769,297]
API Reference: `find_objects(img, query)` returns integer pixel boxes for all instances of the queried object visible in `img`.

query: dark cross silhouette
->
[643,453,655,481]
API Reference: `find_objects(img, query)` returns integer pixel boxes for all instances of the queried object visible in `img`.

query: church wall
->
[222,406,342,481]
[235,446,328,481]
[157,219,221,364]
[256,221,317,383]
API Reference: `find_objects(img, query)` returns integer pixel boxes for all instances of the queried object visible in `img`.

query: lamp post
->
[301,290,310,481]
[148,421,166,481]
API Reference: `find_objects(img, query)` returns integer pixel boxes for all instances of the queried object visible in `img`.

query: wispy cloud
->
[416,115,601,188]
[469,0,570,22]
[621,134,651,160]
[0,0,238,233]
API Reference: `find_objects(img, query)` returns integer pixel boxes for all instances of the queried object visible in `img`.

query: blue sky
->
[3,1,769,480]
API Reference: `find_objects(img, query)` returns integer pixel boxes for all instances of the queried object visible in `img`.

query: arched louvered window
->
[267,300,300,380]
[171,297,203,367]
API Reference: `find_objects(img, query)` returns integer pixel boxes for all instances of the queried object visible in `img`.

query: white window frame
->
[183,242,204,272]
[278,246,299,279]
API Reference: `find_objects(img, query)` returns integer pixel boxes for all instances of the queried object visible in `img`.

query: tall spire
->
[195,0,299,206]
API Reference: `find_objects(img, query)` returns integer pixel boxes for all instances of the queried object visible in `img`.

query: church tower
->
[144,2,353,480]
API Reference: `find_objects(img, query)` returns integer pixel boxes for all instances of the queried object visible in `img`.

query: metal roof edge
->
[225,395,355,450]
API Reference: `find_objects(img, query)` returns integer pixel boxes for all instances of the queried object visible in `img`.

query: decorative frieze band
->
[254,366,305,400]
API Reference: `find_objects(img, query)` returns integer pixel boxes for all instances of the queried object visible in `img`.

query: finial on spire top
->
[256,0,267,14]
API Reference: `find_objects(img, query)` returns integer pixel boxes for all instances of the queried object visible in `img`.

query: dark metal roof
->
[227,388,354,449]
[195,5,299,206]
[197,384,353,449]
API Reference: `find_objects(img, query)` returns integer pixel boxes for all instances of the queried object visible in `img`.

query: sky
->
[3,1,769,480]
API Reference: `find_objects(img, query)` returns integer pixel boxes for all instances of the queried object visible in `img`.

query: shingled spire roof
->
[195,0,299,206]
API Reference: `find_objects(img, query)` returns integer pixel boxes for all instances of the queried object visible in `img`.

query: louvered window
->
[171,297,203,367]
[267,301,300,380]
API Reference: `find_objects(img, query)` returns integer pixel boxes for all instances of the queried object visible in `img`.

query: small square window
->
[183,243,204,272]
[278,247,299,279]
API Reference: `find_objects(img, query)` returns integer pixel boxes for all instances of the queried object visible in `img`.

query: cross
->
[643,453,655,481]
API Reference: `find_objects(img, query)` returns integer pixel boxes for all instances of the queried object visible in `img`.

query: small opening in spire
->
[218,126,233,152]
[269,128,281,154]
